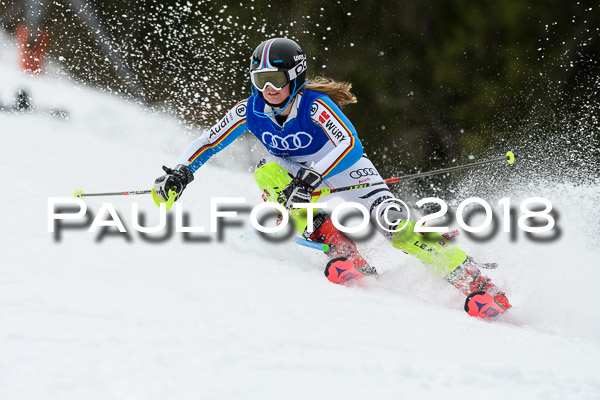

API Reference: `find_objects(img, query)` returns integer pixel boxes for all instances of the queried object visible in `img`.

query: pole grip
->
[73,189,152,198]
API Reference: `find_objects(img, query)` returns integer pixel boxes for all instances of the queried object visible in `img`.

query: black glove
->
[154,164,194,201]
[279,168,323,209]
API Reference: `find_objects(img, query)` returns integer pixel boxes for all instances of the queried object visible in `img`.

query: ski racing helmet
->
[250,38,307,103]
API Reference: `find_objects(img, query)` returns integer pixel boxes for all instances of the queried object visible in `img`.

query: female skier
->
[153,38,510,318]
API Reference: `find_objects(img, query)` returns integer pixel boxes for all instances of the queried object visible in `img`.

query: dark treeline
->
[1,0,598,177]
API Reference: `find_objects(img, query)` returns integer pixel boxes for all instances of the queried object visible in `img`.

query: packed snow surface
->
[1,33,599,399]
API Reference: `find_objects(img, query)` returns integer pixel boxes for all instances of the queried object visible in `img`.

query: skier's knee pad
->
[390,220,467,277]
[371,198,467,276]
[254,161,313,234]
[254,161,293,203]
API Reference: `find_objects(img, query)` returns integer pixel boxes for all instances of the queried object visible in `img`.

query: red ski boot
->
[446,256,511,317]
[464,291,508,318]
[307,213,377,284]
[324,257,371,283]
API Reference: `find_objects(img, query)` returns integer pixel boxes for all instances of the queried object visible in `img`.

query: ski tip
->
[73,189,84,198]
[506,151,516,164]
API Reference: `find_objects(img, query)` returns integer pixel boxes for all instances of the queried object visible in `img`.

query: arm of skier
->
[179,100,249,172]
[310,97,363,180]
[154,100,249,201]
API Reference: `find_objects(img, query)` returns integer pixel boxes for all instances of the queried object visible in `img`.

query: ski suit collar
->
[264,93,302,127]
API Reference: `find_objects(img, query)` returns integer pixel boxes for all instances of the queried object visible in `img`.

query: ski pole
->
[313,151,515,197]
[73,189,151,198]
[73,188,178,210]
[295,236,330,252]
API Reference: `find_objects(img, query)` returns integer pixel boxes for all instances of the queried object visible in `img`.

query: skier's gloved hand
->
[153,164,194,201]
[279,168,323,209]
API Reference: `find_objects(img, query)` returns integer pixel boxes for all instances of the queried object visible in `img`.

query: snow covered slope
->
[1,33,599,400]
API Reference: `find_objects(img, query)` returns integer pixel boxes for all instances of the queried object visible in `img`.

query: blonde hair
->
[304,76,357,108]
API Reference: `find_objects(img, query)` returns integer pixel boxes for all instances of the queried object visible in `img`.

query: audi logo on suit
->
[349,168,378,179]
[261,131,313,151]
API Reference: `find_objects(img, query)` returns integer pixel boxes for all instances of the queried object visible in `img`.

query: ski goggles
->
[250,60,307,92]
[251,69,289,91]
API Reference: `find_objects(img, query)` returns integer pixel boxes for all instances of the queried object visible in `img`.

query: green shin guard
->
[254,162,322,234]
[391,220,467,277]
